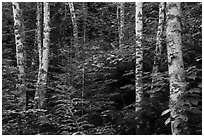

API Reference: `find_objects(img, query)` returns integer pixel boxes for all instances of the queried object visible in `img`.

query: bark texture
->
[12,2,26,111]
[135,2,143,111]
[166,2,189,135]
[35,2,50,109]
[36,2,43,75]
[118,2,125,48]
[68,2,78,48]
[150,2,166,98]
[34,2,43,108]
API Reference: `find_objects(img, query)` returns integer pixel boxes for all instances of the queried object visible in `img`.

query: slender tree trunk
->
[81,2,87,117]
[135,2,143,112]
[68,2,78,48]
[64,4,72,87]
[117,3,119,34]
[166,2,189,135]
[150,2,166,98]
[35,2,50,109]
[34,2,43,108]
[68,2,79,87]
[116,3,119,49]
[118,2,125,49]
[37,2,43,75]
[12,2,26,111]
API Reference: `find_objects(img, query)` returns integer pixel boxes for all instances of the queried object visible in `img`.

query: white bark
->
[41,2,50,84]
[135,2,143,112]
[118,2,125,48]
[12,2,26,111]
[35,2,50,109]
[68,2,78,46]
[166,2,189,135]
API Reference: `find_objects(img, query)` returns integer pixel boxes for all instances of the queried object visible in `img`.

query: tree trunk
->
[116,3,119,49]
[117,3,119,34]
[35,2,50,109]
[37,2,43,75]
[68,2,79,87]
[135,2,143,112]
[34,2,43,109]
[68,2,78,48]
[118,2,125,49]
[12,2,26,111]
[166,2,189,135]
[81,2,87,117]
[150,2,166,98]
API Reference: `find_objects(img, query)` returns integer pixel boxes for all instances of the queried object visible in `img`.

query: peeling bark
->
[166,2,189,135]
[35,2,50,109]
[135,2,143,112]
[12,2,26,111]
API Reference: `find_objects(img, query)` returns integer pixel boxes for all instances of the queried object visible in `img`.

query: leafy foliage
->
[2,2,202,135]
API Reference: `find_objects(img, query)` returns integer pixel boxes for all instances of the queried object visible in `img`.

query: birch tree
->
[34,2,43,108]
[12,2,26,111]
[35,2,50,109]
[68,2,79,86]
[166,2,189,135]
[118,2,125,48]
[68,2,78,48]
[117,3,119,34]
[150,2,166,98]
[81,2,87,116]
[135,2,143,112]
[36,2,43,78]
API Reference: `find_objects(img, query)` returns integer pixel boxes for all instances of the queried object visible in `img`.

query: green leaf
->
[161,108,171,116]
[173,119,181,128]
[187,75,197,80]
[177,115,188,121]
[188,88,201,94]
[165,117,171,125]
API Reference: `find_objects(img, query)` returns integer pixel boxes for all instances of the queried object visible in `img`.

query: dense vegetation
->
[2,2,202,135]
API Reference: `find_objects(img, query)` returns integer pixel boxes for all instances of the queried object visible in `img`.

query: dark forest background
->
[2,2,202,135]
